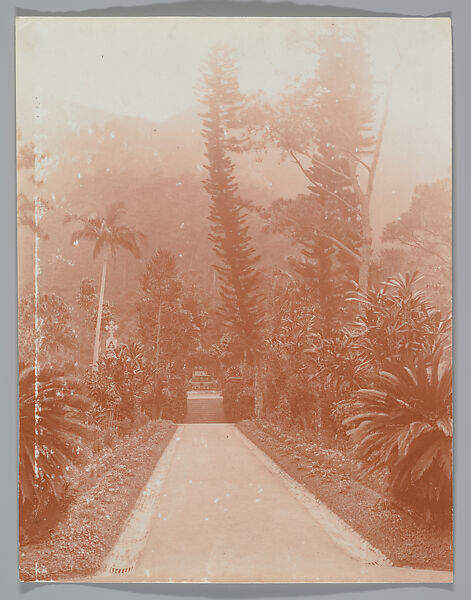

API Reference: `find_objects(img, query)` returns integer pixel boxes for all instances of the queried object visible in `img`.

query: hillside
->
[17,101,447,327]
[17,103,302,331]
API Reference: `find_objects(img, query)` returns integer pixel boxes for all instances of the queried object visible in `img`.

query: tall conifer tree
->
[294,33,373,331]
[200,46,263,359]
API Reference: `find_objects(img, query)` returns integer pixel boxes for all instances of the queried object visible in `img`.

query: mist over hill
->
[17,103,305,330]
[17,100,447,331]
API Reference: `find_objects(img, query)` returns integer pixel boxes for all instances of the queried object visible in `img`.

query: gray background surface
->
[1,0,468,598]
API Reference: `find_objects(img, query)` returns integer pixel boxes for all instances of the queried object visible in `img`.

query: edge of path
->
[19,420,177,582]
[237,419,453,573]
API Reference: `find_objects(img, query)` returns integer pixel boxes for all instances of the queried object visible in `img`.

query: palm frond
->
[19,365,93,521]
[343,353,452,518]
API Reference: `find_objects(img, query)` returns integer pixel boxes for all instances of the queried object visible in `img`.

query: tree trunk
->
[93,259,107,366]
[357,77,393,289]
[254,357,264,418]
[254,371,262,417]
[156,296,162,366]
[358,194,372,290]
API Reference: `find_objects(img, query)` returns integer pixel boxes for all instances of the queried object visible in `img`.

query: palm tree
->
[68,202,145,365]
[19,364,92,530]
[343,351,452,520]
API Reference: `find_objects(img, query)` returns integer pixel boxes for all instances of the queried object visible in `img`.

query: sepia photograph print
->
[16,16,452,583]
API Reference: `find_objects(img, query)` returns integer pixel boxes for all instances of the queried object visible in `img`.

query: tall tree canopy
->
[200,45,264,358]
[382,179,451,267]
[137,249,201,369]
[380,178,452,310]
[247,31,385,293]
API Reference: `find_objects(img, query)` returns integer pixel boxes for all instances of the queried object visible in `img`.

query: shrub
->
[222,374,242,421]
[235,380,256,421]
[18,294,77,370]
[84,341,149,428]
[19,364,93,537]
[162,371,187,422]
[344,351,452,521]
[348,272,451,369]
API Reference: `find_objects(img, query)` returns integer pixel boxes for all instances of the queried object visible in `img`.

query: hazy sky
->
[17,17,451,122]
[16,17,452,231]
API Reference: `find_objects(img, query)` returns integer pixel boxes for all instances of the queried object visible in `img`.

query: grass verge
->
[237,419,452,572]
[19,420,177,581]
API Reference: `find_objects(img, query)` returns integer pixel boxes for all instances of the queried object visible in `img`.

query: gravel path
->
[92,423,453,583]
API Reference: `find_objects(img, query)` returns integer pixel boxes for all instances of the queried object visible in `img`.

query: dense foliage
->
[344,352,452,521]
[17,32,452,542]
[18,293,77,369]
[254,271,452,519]
[19,364,92,536]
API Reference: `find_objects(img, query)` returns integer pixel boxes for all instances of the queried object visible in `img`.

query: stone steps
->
[183,395,230,423]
